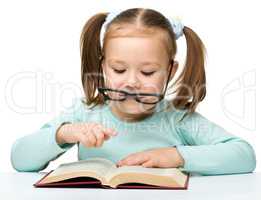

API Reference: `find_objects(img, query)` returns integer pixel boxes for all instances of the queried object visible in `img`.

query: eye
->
[113,68,126,74]
[141,71,155,76]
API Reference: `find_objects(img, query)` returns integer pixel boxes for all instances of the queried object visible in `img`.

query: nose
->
[125,71,141,90]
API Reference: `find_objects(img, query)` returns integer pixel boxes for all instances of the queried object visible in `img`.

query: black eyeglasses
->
[97,59,174,105]
[98,87,165,104]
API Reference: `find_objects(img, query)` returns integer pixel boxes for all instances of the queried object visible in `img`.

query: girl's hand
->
[56,122,117,148]
[116,147,185,168]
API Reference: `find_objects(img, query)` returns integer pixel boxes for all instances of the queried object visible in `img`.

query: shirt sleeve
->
[10,98,86,172]
[173,111,256,175]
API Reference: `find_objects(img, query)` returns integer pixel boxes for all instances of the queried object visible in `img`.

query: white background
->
[0,0,260,173]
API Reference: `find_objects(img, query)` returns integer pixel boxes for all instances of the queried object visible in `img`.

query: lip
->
[120,89,136,93]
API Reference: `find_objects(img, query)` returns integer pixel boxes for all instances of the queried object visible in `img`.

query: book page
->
[49,157,116,178]
[106,165,186,184]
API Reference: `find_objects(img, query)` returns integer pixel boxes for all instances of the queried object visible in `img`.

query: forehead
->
[103,25,170,63]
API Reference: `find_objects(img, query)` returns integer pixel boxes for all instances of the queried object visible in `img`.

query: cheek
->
[141,77,165,93]
[105,75,125,88]
[103,69,122,88]
[142,82,161,93]
[103,69,128,89]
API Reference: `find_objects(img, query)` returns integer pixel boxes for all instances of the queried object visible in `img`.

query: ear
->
[169,60,178,80]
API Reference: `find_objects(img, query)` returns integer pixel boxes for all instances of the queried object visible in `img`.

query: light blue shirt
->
[11,98,256,175]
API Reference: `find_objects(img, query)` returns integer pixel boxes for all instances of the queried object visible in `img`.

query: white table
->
[1,172,260,200]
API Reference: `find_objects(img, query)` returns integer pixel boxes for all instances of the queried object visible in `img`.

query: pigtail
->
[80,12,107,107]
[172,26,206,121]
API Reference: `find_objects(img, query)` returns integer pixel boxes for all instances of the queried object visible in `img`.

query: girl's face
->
[101,32,177,115]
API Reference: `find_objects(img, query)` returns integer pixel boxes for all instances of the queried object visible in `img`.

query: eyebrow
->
[107,59,161,67]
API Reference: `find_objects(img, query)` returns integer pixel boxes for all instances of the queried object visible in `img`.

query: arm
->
[174,111,256,175]
[10,98,85,172]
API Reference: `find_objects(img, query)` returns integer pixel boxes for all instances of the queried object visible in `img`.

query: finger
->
[93,126,108,146]
[98,125,118,137]
[93,131,105,147]
[77,133,87,147]
[118,153,139,165]
[118,154,149,166]
[104,128,118,137]
[77,126,96,147]
[142,160,154,168]
[81,132,96,147]
[92,123,116,137]
[87,133,97,147]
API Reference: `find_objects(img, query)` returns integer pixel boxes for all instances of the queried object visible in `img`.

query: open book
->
[34,157,189,189]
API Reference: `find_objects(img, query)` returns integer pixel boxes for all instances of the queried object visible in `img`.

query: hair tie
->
[100,9,184,49]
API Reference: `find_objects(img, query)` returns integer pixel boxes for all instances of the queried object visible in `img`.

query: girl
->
[11,8,256,175]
